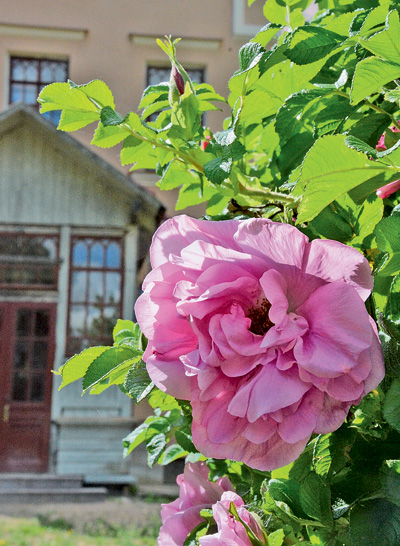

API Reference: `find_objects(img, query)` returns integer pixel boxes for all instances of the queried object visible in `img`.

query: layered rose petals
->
[135,215,385,471]
[158,462,233,546]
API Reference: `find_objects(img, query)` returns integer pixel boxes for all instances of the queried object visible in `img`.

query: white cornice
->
[232,0,262,37]
[0,24,87,41]
[129,34,221,51]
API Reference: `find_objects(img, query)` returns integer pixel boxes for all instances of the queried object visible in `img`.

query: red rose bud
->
[201,135,212,151]
[172,65,185,95]
[376,179,400,199]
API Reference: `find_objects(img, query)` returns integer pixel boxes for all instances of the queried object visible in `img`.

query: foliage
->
[38,1,400,544]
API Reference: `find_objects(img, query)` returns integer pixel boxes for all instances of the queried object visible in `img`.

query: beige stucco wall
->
[0,1,265,215]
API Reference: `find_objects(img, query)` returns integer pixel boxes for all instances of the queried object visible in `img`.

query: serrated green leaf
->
[69,79,115,109]
[146,432,167,466]
[286,27,346,65]
[268,529,285,546]
[263,0,288,26]
[91,123,129,148]
[383,378,400,431]
[100,106,125,126]
[252,23,282,47]
[123,421,150,457]
[360,10,400,64]
[38,82,98,114]
[175,430,198,454]
[59,346,109,389]
[124,360,154,404]
[239,42,265,72]
[351,57,400,105]
[139,83,169,109]
[82,346,140,392]
[58,109,99,131]
[296,135,392,223]
[381,461,400,506]
[350,499,400,546]
[299,473,333,527]
[214,129,236,146]
[159,444,188,466]
[375,215,400,275]
[203,156,233,184]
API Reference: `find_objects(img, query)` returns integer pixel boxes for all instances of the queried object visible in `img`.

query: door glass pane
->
[16,310,32,336]
[13,341,29,369]
[31,374,45,401]
[35,310,50,336]
[33,341,47,369]
[12,372,27,401]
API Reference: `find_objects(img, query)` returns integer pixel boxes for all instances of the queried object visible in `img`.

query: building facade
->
[0,1,264,480]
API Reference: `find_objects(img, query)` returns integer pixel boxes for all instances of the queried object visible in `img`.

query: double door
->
[0,302,56,472]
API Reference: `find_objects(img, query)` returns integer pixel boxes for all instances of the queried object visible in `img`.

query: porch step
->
[0,474,108,503]
[0,487,108,504]
[0,473,83,491]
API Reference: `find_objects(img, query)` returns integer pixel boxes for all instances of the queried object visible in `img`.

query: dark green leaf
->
[350,499,400,546]
[239,42,265,72]
[383,378,400,432]
[100,106,125,126]
[204,156,233,184]
[299,473,333,527]
[175,429,198,454]
[82,346,139,392]
[124,360,154,404]
[285,27,346,65]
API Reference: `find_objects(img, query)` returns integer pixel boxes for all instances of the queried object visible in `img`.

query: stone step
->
[0,473,83,491]
[0,486,108,504]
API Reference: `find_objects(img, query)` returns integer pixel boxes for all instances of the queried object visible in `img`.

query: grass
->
[0,515,158,546]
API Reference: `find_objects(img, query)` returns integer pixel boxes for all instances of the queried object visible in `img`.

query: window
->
[9,56,68,124]
[0,233,59,289]
[67,237,124,355]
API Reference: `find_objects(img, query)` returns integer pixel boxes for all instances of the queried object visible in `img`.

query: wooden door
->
[0,302,56,472]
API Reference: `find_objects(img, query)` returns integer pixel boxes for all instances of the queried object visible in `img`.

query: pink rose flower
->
[376,127,400,198]
[158,461,233,546]
[199,491,265,546]
[135,215,384,471]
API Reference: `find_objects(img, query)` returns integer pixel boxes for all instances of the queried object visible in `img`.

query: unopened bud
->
[172,65,185,95]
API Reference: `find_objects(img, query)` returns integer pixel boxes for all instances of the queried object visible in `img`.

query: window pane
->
[33,341,47,369]
[35,310,50,336]
[31,374,45,401]
[23,83,38,105]
[71,271,87,302]
[105,243,121,268]
[10,83,24,102]
[72,241,88,266]
[13,341,29,369]
[105,272,121,304]
[38,266,55,285]
[88,272,103,303]
[42,238,57,260]
[17,310,31,336]
[103,306,118,335]
[69,305,86,336]
[89,243,104,267]
[86,305,102,336]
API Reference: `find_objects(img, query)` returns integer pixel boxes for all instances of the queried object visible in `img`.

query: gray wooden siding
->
[0,121,132,227]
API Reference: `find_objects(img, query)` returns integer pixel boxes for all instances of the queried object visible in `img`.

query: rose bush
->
[158,461,233,546]
[136,215,384,471]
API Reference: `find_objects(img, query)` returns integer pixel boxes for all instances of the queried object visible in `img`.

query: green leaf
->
[360,10,400,64]
[158,160,199,191]
[59,346,109,389]
[239,42,265,72]
[146,432,167,466]
[124,360,154,404]
[58,109,99,131]
[159,444,188,466]
[285,27,346,65]
[91,123,130,148]
[381,461,400,507]
[252,23,282,47]
[263,0,288,26]
[82,346,140,392]
[268,529,285,546]
[175,430,198,454]
[69,79,115,109]
[299,473,333,527]
[351,57,400,105]
[123,421,150,457]
[349,499,400,546]
[375,215,400,276]
[120,136,155,169]
[38,82,98,114]
[204,156,233,184]
[100,106,125,126]
[383,378,400,432]
[296,135,392,223]
[113,319,140,343]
